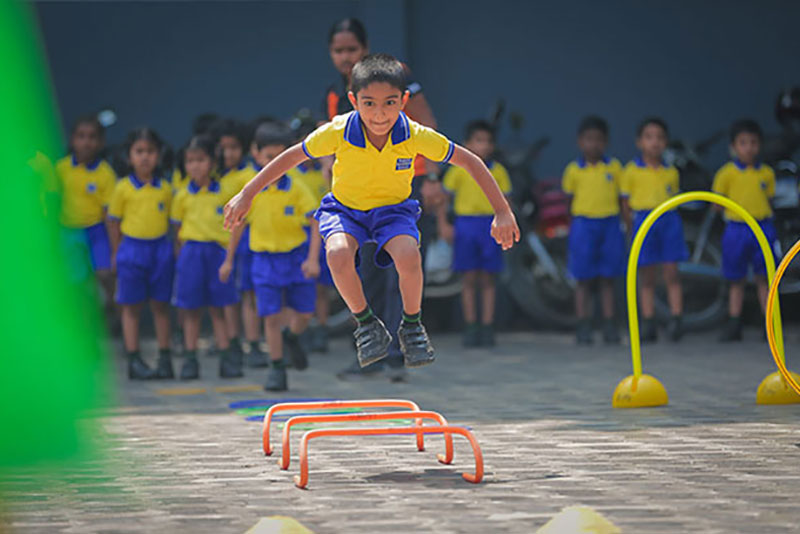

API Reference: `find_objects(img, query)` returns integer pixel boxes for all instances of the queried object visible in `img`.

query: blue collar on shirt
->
[222,160,249,176]
[733,158,762,170]
[344,111,411,148]
[576,155,611,168]
[634,156,667,168]
[72,154,101,171]
[261,175,291,193]
[129,173,161,189]
[187,179,220,194]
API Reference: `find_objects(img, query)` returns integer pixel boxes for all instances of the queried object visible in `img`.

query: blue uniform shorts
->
[85,222,111,271]
[315,193,421,268]
[252,245,316,317]
[452,215,503,273]
[568,215,625,280]
[632,210,689,266]
[174,241,239,309]
[115,235,174,304]
[722,218,778,280]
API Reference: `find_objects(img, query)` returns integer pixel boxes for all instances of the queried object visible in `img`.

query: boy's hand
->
[302,258,320,280]
[218,259,233,283]
[224,191,253,231]
[491,209,521,250]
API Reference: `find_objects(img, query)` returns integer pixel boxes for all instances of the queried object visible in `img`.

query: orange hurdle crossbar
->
[279,410,454,470]
[262,399,424,456]
[294,425,483,489]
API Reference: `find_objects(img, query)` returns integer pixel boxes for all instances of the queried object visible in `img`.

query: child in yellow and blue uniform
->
[171,135,242,380]
[442,120,511,347]
[621,117,687,343]
[107,128,174,380]
[713,119,777,341]
[221,122,320,392]
[223,54,519,370]
[562,116,625,345]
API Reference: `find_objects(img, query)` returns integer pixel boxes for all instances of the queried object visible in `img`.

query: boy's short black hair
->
[464,119,495,142]
[253,121,293,150]
[185,134,216,159]
[350,53,406,95]
[637,116,669,138]
[578,115,609,137]
[72,113,105,138]
[192,113,220,136]
[730,118,762,143]
[213,118,248,148]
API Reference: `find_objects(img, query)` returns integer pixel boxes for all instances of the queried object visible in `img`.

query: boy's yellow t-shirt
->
[171,180,237,246]
[247,175,317,253]
[220,161,257,194]
[288,162,329,205]
[108,175,172,239]
[712,160,775,222]
[56,156,117,228]
[620,158,680,211]
[302,111,454,210]
[562,157,622,218]
[443,160,511,216]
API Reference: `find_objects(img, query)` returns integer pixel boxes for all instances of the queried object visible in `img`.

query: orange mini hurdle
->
[293,425,483,489]
[262,399,425,456]
[279,410,454,470]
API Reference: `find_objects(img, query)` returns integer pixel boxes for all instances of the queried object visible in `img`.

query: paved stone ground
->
[2,328,800,533]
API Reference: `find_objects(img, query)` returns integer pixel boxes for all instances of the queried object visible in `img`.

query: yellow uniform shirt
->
[56,155,117,227]
[247,175,317,253]
[108,175,172,239]
[171,168,190,192]
[288,162,329,205]
[712,160,775,221]
[302,111,454,210]
[562,156,622,217]
[620,158,680,211]
[171,180,236,246]
[442,160,511,216]
[220,161,257,194]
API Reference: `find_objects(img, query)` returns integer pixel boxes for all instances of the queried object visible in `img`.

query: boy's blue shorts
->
[174,241,239,309]
[632,210,689,266]
[568,215,625,280]
[452,215,503,273]
[252,245,316,317]
[85,222,111,271]
[315,193,421,268]
[235,225,255,292]
[722,218,778,280]
[115,235,174,304]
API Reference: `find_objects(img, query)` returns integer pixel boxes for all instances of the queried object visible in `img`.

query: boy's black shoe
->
[479,324,496,347]
[128,353,156,380]
[336,358,384,381]
[283,329,308,371]
[576,319,593,345]
[310,325,329,353]
[246,349,269,368]
[666,315,683,342]
[462,323,480,347]
[219,348,243,378]
[264,364,287,392]
[719,316,743,342]
[179,357,199,380]
[640,318,658,344]
[155,350,174,379]
[354,317,392,368]
[398,322,435,368]
[602,319,620,345]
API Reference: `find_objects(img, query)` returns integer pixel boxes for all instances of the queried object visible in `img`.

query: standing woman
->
[322,17,443,380]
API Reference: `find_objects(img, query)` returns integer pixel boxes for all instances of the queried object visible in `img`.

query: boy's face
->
[184,148,212,182]
[251,143,286,168]
[577,129,607,162]
[731,132,760,165]
[636,124,668,160]
[129,139,158,176]
[218,135,243,170]
[347,82,410,137]
[329,31,367,78]
[71,123,102,163]
[465,130,494,161]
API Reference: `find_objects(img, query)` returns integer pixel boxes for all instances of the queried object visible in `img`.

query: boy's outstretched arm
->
[223,144,308,230]
[449,145,520,250]
[218,223,245,283]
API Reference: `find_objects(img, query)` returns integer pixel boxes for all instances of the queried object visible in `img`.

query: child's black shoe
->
[179,357,199,380]
[602,319,620,345]
[666,315,683,342]
[398,322,435,368]
[719,316,743,342]
[283,329,308,371]
[354,317,392,368]
[576,319,593,345]
[219,349,243,378]
[155,351,174,379]
[247,350,269,368]
[462,323,480,347]
[310,325,329,353]
[640,318,658,344]
[479,324,496,347]
[264,364,287,392]
[128,353,156,380]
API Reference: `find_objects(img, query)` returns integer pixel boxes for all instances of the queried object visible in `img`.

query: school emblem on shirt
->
[395,157,413,171]
[666,184,673,194]
[158,202,165,212]
[216,205,224,215]
[605,173,613,182]
[284,206,295,216]
[760,181,767,190]
[86,182,97,193]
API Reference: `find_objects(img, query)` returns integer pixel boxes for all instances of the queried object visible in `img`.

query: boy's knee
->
[326,240,356,271]
[392,245,421,274]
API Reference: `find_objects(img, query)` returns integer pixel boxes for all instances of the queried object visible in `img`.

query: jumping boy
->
[224,54,519,368]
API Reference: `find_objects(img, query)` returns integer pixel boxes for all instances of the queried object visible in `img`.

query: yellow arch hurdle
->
[764,238,800,401]
[612,191,794,408]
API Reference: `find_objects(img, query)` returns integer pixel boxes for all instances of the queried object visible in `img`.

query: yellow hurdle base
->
[756,371,800,405]
[612,374,668,408]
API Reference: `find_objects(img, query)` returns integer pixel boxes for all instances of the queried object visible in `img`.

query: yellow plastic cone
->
[536,506,621,534]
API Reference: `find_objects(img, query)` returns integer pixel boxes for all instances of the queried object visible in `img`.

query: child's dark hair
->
[124,127,163,154]
[253,121,293,150]
[71,113,105,138]
[578,115,609,137]
[730,118,762,143]
[192,113,220,136]
[350,53,406,95]
[214,118,248,149]
[637,116,669,138]
[185,134,216,160]
[465,120,495,142]
[328,17,368,47]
